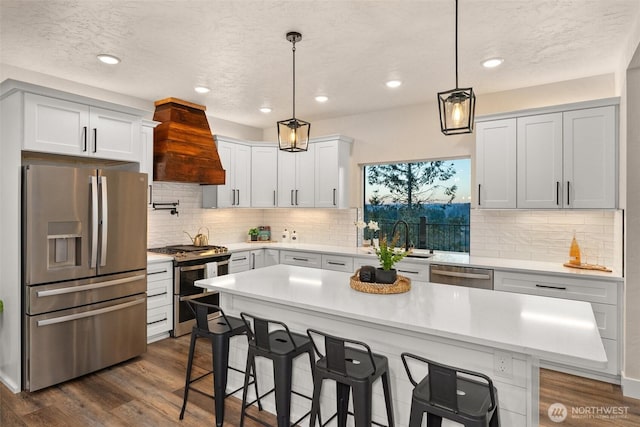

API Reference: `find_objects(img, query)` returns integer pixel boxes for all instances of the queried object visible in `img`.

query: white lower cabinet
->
[264,249,279,267]
[146,260,173,343]
[321,254,354,273]
[494,270,621,378]
[230,251,251,273]
[280,250,322,269]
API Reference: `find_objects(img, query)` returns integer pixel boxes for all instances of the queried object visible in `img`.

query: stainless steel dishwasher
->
[429,264,494,290]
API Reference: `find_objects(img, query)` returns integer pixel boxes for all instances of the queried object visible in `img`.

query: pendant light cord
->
[292,40,296,119]
[455,0,459,89]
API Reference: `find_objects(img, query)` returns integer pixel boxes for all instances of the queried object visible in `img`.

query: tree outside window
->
[363,159,471,253]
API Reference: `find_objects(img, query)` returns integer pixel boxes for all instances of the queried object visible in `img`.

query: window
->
[363,158,471,253]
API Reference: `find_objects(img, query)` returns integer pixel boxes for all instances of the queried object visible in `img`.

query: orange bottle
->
[569,232,581,266]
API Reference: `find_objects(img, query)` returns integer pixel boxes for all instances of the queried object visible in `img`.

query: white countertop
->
[196,264,607,367]
[222,242,623,280]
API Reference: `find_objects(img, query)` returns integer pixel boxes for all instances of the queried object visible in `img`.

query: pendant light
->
[278,31,310,152]
[437,0,476,135]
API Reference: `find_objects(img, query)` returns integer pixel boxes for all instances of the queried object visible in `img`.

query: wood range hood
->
[153,97,225,185]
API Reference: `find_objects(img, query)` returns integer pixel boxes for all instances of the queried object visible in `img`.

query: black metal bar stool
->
[179,301,262,427]
[306,329,395,427]
[401,352,500,427]
[239,313,316,427]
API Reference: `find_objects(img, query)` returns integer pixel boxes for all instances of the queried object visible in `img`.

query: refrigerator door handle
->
[90,175,99,268]
[100,176,108,267]
[36,298,145,327]
[36,274,146,297]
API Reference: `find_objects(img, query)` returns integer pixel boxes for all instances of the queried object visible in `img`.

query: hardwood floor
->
[2,335,639,426]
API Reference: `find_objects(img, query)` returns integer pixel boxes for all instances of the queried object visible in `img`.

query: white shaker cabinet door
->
[234,143,252,207]
[563,106,616,209]
[89,107,141,162]
[251,146,278,207]
[516,113,563,209]
[295,144,315,207]
[24,93,89,156]
[475,119,517,208]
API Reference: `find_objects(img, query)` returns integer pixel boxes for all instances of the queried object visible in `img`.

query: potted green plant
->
[374,233,410,283]
[0,299,4,313]
[248,228,260,241]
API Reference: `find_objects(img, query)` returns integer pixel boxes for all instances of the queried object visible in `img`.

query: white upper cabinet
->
[476,101,618,210]
[24,93,141,162]
[139,120,159,205]
[277,144,315,208]
[563,106,616,209]
[314,136,353,208]
[475,119,517,208]
[517,113,563,209]
[251,145,278,207]
[209,138,251,208]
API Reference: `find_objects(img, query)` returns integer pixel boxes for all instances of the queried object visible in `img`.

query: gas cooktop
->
[148,244,229,262]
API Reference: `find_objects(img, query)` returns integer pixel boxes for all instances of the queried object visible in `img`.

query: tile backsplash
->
[147,182,358,248]
[148,183,622,271]
[470,209,622,270]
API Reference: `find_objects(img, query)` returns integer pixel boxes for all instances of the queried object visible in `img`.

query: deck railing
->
[372,219,470,253]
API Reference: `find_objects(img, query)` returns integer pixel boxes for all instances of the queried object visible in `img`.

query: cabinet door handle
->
[147,269,168,275]
[251,253,256,269]
[82,126,88,152]
[93,128,97,153]
[290,189,294,206]
[566,181,570,205]
[535,284,567,291]
[233,256,247,261]
[273,190,276,206]
[236,189,240,205]
[149,184,153,205]
[398,269,419,275]
[478,184,481,206]
[295,189,299,206]
[292,257,309,262]
[333,188,337,206]
[327,261,345,266]
[147,316,168,326]
[556,181,560,206]
[232,188,236,206]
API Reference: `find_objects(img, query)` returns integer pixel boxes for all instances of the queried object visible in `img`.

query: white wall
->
[623,61,640,395]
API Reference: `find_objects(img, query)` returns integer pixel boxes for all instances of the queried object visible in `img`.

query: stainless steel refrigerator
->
[23,164,148,391]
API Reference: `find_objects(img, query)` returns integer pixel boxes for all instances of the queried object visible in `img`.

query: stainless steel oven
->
[148,245,230,337]
[173,257,229,336]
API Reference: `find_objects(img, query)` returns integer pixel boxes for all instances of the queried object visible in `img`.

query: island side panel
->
[219,292,538,426]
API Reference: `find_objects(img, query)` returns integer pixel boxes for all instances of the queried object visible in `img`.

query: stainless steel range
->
[148,245,230,337]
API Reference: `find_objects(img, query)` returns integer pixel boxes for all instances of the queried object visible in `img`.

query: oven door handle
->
[36,274,146,297]
[179,264,207,272]
[37,298,145,327]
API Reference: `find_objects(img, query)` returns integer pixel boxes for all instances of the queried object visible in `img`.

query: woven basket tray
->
[350,270,411,294]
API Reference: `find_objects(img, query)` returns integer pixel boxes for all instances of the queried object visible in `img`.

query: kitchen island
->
[196,264,606,426]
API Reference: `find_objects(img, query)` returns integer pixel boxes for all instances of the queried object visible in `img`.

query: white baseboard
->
[621,370,640,399]
[0,371,21,394]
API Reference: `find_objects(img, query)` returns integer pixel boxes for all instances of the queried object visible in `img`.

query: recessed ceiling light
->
[194,86,211,94]
[96,54,120,65]
[259,107,272,113]
[386,80,402,88]
[482,57,504,68]
[315,95,329,103]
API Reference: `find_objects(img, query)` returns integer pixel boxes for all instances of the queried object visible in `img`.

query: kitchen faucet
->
[391,220,411,251]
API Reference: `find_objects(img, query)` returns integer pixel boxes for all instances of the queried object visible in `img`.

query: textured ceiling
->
[1,0,639,128]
